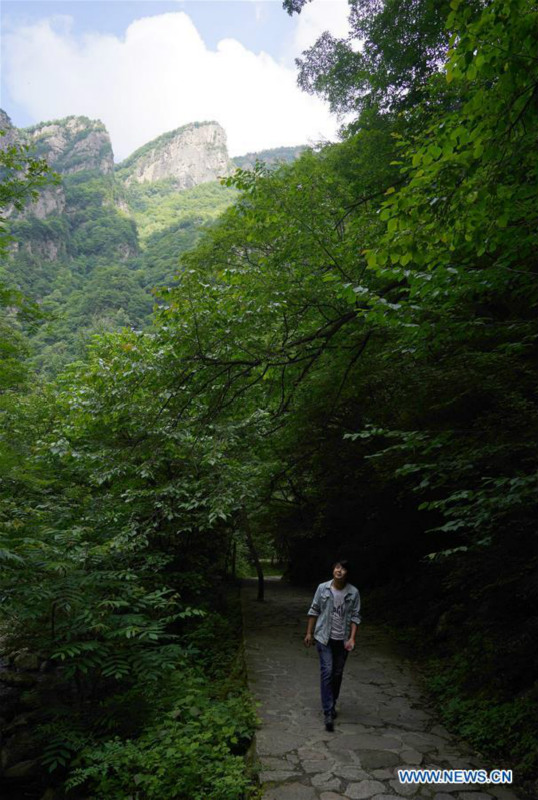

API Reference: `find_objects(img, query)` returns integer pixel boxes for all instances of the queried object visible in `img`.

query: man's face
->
[333,563,347,581]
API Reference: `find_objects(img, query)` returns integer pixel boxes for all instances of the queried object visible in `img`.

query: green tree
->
[287,0,456,115]
[0,133,53,389]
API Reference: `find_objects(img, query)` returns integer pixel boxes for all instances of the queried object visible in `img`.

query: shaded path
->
[241,580,520,800]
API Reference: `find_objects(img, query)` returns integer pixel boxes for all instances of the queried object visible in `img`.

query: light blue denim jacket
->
[307,580,362,645]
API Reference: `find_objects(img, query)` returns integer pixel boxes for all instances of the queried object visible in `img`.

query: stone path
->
[241,579,520,800]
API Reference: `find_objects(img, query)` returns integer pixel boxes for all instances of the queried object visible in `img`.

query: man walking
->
[304,560,361,731]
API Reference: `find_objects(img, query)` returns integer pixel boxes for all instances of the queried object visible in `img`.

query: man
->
[304,560,361,731]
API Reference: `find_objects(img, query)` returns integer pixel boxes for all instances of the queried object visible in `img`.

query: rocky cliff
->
[1,112,115,221]
[1,112,234,200]
[0,112,238,272]
[24,115,114,176]
[116,121,233,188]
[0,111,132,263]
[0,109,18,148]
[0,111,67,221]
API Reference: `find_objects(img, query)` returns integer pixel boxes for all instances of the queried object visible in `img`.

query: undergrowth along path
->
[241,579,520,800]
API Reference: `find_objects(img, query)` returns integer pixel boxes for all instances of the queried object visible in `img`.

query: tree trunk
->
[231,539,237,579]
[242,511,264,601]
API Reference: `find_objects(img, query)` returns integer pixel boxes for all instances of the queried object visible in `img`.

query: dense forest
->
[0,0,536,798]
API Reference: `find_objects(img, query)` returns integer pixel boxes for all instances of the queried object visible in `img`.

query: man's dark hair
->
[332,559,351,575]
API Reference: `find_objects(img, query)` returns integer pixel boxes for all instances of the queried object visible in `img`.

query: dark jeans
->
[316,638,348,715]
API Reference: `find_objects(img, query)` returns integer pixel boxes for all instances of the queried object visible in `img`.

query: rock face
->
[0,112,233,267]
[117,121,233,188]
[26,185,66,221]
[0,110,67,221]
[24,115,114,175]
[0,110,18,149]
[2,112,234,190]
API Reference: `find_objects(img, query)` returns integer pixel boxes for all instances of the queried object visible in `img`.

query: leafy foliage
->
[427,652,538,775]
[124,179,235,244]
[64,669,256,800]
[0,132,53,390]
[294,0,455,115]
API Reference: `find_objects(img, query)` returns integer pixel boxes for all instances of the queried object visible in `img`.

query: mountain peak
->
[116,121,233,188]
[21,115,114,175]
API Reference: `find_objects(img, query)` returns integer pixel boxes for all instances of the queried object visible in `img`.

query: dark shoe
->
[324,714,334,732]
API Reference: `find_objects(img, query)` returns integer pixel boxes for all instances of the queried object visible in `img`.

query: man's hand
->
[344,638,355,651]
[304,633,314,647]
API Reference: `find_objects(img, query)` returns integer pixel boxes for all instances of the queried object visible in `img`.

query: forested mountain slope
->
[1,114,299,375]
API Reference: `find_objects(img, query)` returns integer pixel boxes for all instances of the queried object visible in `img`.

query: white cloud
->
[292,0,350,55]
[2,10,341,160]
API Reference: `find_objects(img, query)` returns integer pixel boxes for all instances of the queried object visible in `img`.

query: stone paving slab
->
[241,580,522,800]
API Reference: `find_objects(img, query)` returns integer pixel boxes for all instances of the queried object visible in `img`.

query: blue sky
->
[2,2,295,65]
[1,1,352,158]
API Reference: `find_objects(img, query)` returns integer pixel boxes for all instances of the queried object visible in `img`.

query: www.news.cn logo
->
[397,768,513,785]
